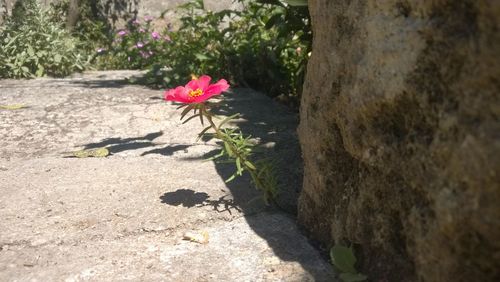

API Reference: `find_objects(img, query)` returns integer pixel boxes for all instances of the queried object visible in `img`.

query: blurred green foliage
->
[0,0,311,105]
[94,17,172,70]
[142,0,311,106]
[0,0,87,78]
[49,0,111,56]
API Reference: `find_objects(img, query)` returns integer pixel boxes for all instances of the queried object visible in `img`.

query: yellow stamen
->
[188,88,204,98]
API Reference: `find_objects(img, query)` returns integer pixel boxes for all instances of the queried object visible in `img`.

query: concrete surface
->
[0,71,335,281]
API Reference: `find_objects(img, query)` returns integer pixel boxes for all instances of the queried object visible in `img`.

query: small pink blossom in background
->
[136,42,144,48]
[139,50,153,59]
[139,28,146,33]
[164,75,230,104]
[151,31,160,40]
[132,19,140,25]
[117,30,128,36]
[144,16,154,22]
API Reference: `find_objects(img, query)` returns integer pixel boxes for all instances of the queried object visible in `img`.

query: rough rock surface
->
[298,1,499,281]
[0,71,334,281]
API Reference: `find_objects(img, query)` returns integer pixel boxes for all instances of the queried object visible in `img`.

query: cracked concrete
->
[0,71,335,281]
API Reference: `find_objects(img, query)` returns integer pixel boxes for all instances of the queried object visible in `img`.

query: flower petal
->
[197,75,212,91]
[164,86,191,103]
[205,79,230,96]
[186,75,211,91]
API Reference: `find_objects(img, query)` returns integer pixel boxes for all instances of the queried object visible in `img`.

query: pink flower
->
[164,75,230,104]
[151,31,160,40]
[136,42,144,48]
[139,51,150,59]
[144,16,154,22]
[139,28,146,33]
[117,30,128,36]
[132,19,140,25]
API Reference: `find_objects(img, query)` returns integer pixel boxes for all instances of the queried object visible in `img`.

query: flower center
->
[188,88,204,99]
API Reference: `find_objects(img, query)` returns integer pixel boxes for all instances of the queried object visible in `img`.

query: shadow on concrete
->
[141,144,190,156]
[83,131,163,154]
[160,188,243,215]
[68,79,130,89]
[160,189,209,208]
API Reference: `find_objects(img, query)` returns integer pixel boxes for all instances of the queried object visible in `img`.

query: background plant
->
[142,0,311,108]
[49,0,112,57]
[95,17,172,70]
[0,0,87,78]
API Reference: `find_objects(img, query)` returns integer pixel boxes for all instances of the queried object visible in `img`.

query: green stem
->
[200,105,266,191]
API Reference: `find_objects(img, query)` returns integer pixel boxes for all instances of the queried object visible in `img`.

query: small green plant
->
[0,0,87,78]
[330,244,368,282]
[165,75,278,203]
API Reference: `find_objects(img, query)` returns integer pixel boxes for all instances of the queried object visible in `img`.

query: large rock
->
[298,1,500,281]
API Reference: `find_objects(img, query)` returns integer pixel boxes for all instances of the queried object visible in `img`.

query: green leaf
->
[35,65,44,77]
[180,104,195,120]
[199,112,204,125]
[54,54,62,63]
[339,273,367,282]
[206,150,224,161]
[196,125,212,141]
[244,160,256,170]
[176,104,189,110]
[0,104,27,110]
[236,157,242,175]
[330,245,357,274]
[224,141,233,157]
[195,53,210,61]
[27,46,35,56]
[225,173,236,183]
[182,113,201,124]
[69,147,109,158]
[217,113,240,130]
[265,14,282,29]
